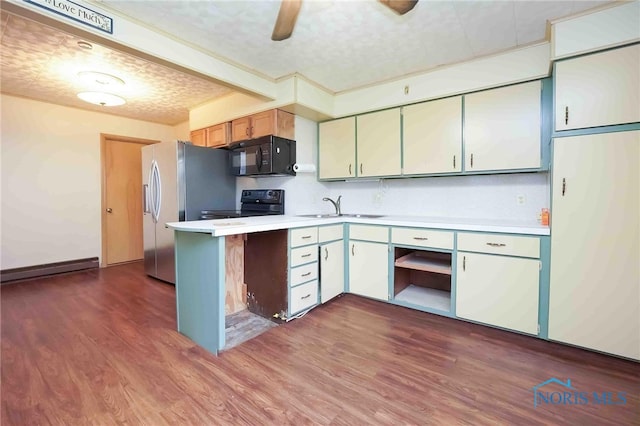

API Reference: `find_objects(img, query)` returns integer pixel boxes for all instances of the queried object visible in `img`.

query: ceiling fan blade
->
[272,0,302,41]
[379,0,418,15]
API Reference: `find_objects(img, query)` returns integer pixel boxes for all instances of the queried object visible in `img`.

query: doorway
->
[101,134,158,266]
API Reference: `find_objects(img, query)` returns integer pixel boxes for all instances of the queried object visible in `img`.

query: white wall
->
[0,94,179,270]
[236,116,549,221]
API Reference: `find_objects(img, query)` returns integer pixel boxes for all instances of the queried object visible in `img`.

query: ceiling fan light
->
[77,92,126,107]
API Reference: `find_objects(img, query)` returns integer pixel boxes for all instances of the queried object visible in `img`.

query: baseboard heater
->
[1,257,99,284]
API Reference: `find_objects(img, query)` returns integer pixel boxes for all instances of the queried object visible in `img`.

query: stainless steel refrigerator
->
[142,141,235,283]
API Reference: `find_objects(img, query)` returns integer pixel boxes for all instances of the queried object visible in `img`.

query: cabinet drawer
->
[392,227,454,250]
[319,224,343,243]
[290,262,318,286]
[457,233,540,258]
[349,225,388,243]
[290,227,318,247]
[290,246,318,267]
[290,280,318,314]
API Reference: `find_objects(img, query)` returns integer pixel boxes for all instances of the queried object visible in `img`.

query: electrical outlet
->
[516,194,526,205]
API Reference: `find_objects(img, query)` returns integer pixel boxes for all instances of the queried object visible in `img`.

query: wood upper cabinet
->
[549,130,640,360]
[464,80,542,172]
[206,122,231,148]
[189,128,207,147]
[231,109,295,142]
[555,44,640,131]
[356,108,401,177]
[318,116,356,179]
[190,122,231,148]
[402,96,462,175]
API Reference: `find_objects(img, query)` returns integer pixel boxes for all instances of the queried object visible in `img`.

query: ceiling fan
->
[272,0,419,41]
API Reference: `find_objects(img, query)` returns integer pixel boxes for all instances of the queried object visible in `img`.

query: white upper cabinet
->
[464,81,542,172]
[356,108,402,177]
[318,117,356,180]
[555,44,640,131]
[402,96,462,175]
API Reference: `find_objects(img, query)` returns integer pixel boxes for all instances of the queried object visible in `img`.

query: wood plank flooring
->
[2,262,638,425]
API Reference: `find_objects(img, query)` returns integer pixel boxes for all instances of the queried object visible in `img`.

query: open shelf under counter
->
[393,247,453,314]
[395,285,451,312]
[394,252,452,275]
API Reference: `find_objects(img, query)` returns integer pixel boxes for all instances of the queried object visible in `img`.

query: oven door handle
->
[256,146,263,172]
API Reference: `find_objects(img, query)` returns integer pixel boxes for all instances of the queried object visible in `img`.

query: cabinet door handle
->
[562,178,566,196]
[301,272,311,277]
[302,253,312,258]
[245,127,249,137]
[470,153,474,168]
[453,155,456,169]
[349,164,352,175]
[301,294,311,300]
[413,237,428,241]
[486,242,506,247]
[324,247,328,261]
[565,106,569,125]
[463,255,466,271]
[302,235,312,239]
[351,244,355,256]
[360,163,363,174]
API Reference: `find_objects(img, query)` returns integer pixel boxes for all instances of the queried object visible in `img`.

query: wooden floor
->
[2,262,638,425]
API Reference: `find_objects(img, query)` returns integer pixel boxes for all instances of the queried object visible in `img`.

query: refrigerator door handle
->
[143,184,150,214]
[152,160,162,223]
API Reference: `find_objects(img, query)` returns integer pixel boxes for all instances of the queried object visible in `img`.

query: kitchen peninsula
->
[166,214,550,356]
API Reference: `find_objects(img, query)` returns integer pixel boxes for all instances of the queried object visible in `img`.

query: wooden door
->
[103,138,152,265]
[231,116,252,142]
[356,108,401,177]
[555,44,640,131]
[403,96,462,174]
[549,131,640,360]
[318,117,356,179]
[464,81,541,171]
[348,241,388,301]
[250,110,276,139]
[320,240,344,303]
[456,252,539,334]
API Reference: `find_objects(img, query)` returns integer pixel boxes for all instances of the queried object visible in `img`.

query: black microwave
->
[229,135,296,176]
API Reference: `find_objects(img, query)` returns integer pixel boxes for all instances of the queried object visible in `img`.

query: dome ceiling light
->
[77,91,126,106]
[77,71,125,87]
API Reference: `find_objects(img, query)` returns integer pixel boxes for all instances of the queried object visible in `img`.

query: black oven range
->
[200,189,284,220]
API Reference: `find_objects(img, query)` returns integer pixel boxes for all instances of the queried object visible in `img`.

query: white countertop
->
[166,214,550,236]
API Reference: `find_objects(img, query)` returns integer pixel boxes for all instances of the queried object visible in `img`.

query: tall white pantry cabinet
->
[549,43,640,361]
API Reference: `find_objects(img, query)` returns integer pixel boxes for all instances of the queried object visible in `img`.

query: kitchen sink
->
[297,213,384,219]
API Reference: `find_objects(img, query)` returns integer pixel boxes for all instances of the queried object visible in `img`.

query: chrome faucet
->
[322,195,342,216]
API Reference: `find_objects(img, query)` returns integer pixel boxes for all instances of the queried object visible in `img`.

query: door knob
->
[106,208,113,213]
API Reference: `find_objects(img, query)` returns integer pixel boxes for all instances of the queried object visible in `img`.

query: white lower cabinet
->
[349,240,389,301]
[290,281,319,315]
[289,226,319,316]
[456,251,540,335]
[320,240,344,303]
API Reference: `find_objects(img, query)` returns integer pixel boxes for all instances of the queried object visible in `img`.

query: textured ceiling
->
[0,1,612,125]
[97,0,612,93]
[0,10,232,125]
